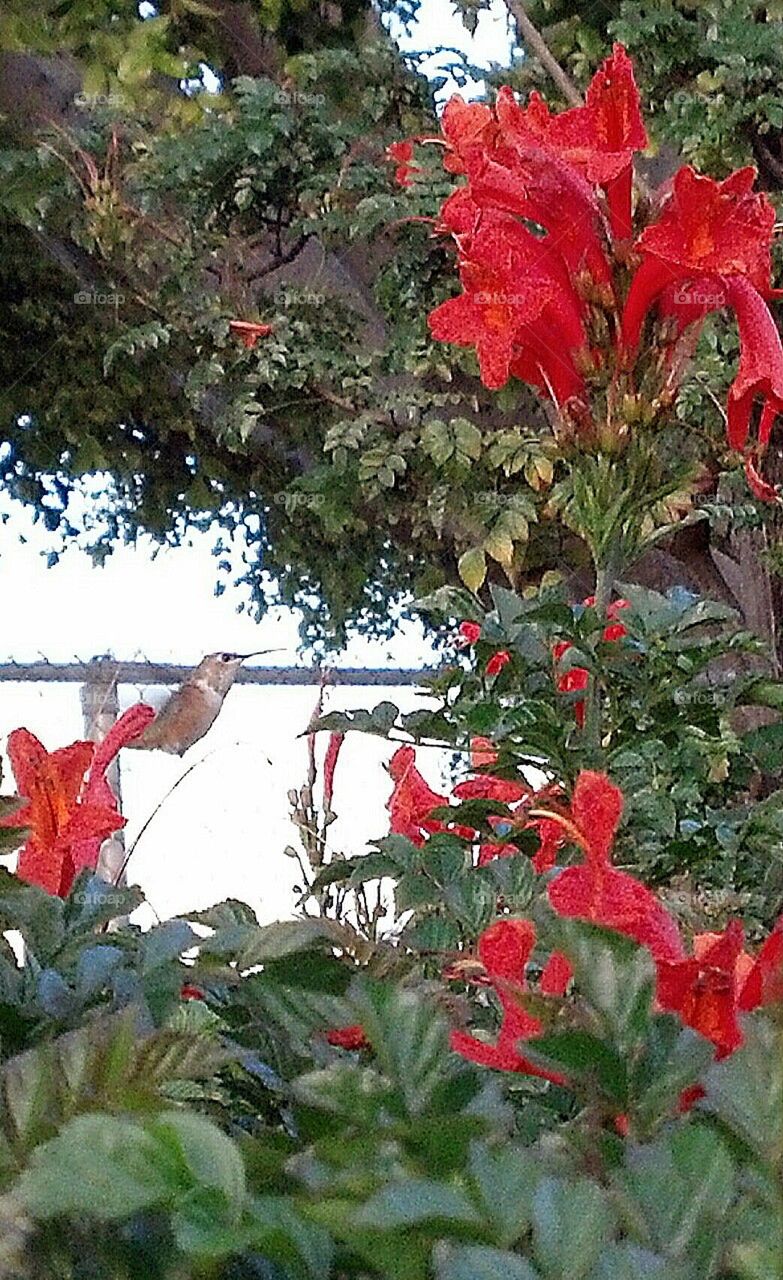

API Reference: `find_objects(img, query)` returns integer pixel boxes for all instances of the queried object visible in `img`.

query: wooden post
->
[80,656,126,884]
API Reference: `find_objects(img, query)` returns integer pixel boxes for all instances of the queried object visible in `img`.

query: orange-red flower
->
[738,911,783,1010]
[458,620,482,645]
[539,949,573,996]
[486,649,511,677]
[553,598,630,728]
[428,209,588,394]
[492,44,647,241]
[387,745,461,845]
[541,771,686,964]
[656,921,750,1057]
[470,735,497,767]
[745,451,781,503]
[229,319,274,349]
[621,165,783,494]
[453,775,528,805]
[450,919,566,1079]
[323,731,344,813]
[386,139,421,187]
[530,816,566,873]
[326,1024,370,1050]
[0,704,155,898]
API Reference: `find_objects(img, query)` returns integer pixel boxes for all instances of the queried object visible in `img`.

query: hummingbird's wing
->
[126,682,223,755]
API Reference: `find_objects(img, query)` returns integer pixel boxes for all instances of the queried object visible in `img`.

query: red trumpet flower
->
[387,745,449,846]
[485,649,511,677]
[656,921,752,1057]
[449,918,566,1080]
[0,704,155,898]
[492,44,648,241]
[428,209,588,394]
[621,165,783,491]
[540,771,686,964]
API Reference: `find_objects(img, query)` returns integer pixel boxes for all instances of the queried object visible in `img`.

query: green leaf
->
[623,1125,734,1264]
[485,526,515,569]
[293,1063,391,1125]
[588,1243,672,1279]
[468,1142,540,1248]
[238,919,357,968]
[532,1176,613,1280]
[0,874,64,962]
[631,1020,715,1133]
[402,915,462,952]
[244,1195,334,1279]
[142,919,199,972]
[353,1177,482,1230]
[148,1110,245,1207]
[444,873,496,934]
[64,872,144,934]
[458,548,487,593]
[524,1032,627,1105]
[453,418,483,464]
[370,700,400,731]
[16,1114,171,1220]
[351,980,450,1117]
[702,1013,783,1165]
[435,1243,540,1280]
[552,921,655,1050]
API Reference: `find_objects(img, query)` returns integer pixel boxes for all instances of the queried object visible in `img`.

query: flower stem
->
[585,553,617,760]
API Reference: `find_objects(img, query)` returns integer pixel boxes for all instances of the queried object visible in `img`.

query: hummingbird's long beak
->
[237,648,283,661]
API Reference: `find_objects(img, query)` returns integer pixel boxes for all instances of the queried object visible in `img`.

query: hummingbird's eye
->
[219,652,234,663]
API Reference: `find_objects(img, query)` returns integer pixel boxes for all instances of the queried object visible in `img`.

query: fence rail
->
[0,662,438,686]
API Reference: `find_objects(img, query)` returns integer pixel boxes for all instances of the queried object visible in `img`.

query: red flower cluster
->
[553,596,630,728]
[451,770,783,1090]
[419,45,783,498]
[457,621,511,677]
[386,741,563,872]
[0,704,155,898]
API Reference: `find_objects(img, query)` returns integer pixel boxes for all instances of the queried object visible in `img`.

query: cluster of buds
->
[393,46,783,499]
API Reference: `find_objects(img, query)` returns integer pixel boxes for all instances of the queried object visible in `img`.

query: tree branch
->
[503,0,584,108]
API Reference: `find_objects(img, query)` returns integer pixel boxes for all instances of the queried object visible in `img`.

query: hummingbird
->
[127,650,280,755]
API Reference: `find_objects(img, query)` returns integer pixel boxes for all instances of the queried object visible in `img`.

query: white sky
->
[0,1,513,922]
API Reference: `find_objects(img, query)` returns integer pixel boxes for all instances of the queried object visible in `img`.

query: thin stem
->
[584,553,617,759]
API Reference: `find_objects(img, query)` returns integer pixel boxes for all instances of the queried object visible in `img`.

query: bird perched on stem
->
[127,651,279,755]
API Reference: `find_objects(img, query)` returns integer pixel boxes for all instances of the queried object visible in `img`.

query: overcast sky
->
[0,0,511,922]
